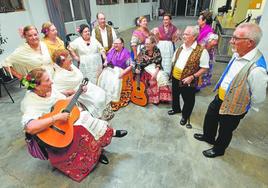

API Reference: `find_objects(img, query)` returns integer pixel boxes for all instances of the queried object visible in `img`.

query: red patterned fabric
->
[141,72,172,104]
[47,126,113,182]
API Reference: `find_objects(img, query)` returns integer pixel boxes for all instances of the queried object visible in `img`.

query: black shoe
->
[99,154,109,164]
[193,134,215,145]
[180,117,187,125]
[202,148,224,158]
[168,109,181,115]
[113,130,128,138]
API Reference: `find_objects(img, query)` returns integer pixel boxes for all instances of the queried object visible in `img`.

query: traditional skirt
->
[80,53,103,84]
[141,71,172,104]
[111,71,132,111]
[196,60,213,90]
[98,67,123,102]
[47,126,113,182]
[157,40,174,74]
[79,81,110,119]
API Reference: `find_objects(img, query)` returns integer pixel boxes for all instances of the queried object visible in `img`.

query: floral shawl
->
[138,46,162,70]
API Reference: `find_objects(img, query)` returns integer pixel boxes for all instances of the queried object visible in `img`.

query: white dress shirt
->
[92,26,117,48]
[172,41,210,70]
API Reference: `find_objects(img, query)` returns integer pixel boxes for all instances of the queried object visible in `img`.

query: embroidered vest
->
[219,50,263,115]
[94,25,113,51]
[170,44,204,86]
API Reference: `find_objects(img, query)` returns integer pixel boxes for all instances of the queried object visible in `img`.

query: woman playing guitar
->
[21,68,127,182]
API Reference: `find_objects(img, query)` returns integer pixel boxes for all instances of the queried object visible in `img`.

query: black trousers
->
[203,95,246,152]
[172,76,195,119]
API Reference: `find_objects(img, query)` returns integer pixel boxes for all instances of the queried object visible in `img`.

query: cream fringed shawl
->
[53,64,83,92]
[2,42,54,77]
[53,64,109,118]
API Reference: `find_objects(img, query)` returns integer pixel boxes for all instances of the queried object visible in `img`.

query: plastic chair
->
[65,33,79,47]
[0,68,18,103]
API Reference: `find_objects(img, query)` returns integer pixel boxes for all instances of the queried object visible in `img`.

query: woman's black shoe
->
[99,154,109,164]
[113,130,128,138]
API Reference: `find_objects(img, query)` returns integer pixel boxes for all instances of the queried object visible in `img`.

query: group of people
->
[1,10,267,181]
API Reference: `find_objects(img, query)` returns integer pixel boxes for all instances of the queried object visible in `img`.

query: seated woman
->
[136,35,172,104]
[52,49,114,120]
[41,21,65,58]
[68,24,107,84]
[98,38,133,111]
[21,68,127,182]
[2,25,53,79]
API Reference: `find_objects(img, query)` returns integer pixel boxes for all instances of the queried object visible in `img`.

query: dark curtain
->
[160,0,174,15]
[81,0,91,30]
[45,0,66,40]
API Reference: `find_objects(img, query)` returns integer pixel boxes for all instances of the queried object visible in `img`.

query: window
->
[141,0,150,2]
[96,0,119,5]
[124,0,138,3]
[0,0,24,13]
[60,0,88,22]
[152,0,158,2]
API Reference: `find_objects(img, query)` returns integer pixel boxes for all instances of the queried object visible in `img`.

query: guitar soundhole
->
[137,87,140,91]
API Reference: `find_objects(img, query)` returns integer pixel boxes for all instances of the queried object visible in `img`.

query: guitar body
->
[131,78,148,107]
[37,99,80,149]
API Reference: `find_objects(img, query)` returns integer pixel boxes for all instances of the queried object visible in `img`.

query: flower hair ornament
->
[136,19,140,26]
[76,27,80,33]
[21,74,36,90]
[18,27,24,38]
[41,28,49,35]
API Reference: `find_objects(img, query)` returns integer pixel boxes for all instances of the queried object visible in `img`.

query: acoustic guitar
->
[131,64,148,106]
[36,78,89,149]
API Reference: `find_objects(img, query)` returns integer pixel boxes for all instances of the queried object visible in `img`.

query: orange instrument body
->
[131,64,148,107]
[36,78,88,149]
[37,100,80,149]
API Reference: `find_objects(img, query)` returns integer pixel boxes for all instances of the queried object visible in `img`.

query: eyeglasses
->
[182,33,192,36]
[231,36,250,42]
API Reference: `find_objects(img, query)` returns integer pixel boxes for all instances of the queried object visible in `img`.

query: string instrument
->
[36,78,89,149]
[131,63,148,107]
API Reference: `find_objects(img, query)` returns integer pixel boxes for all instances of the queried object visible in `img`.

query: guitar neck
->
[136,61,141,89]
[63,87,83,113]
[136,72,141,88]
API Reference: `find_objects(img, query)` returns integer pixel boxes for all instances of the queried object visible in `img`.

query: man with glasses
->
[194,23,268,158]
[168,26,209,126]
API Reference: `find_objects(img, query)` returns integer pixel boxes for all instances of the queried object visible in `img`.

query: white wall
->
[258,0,268,69]
[0,0,49,62]
[90,0,159,31]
